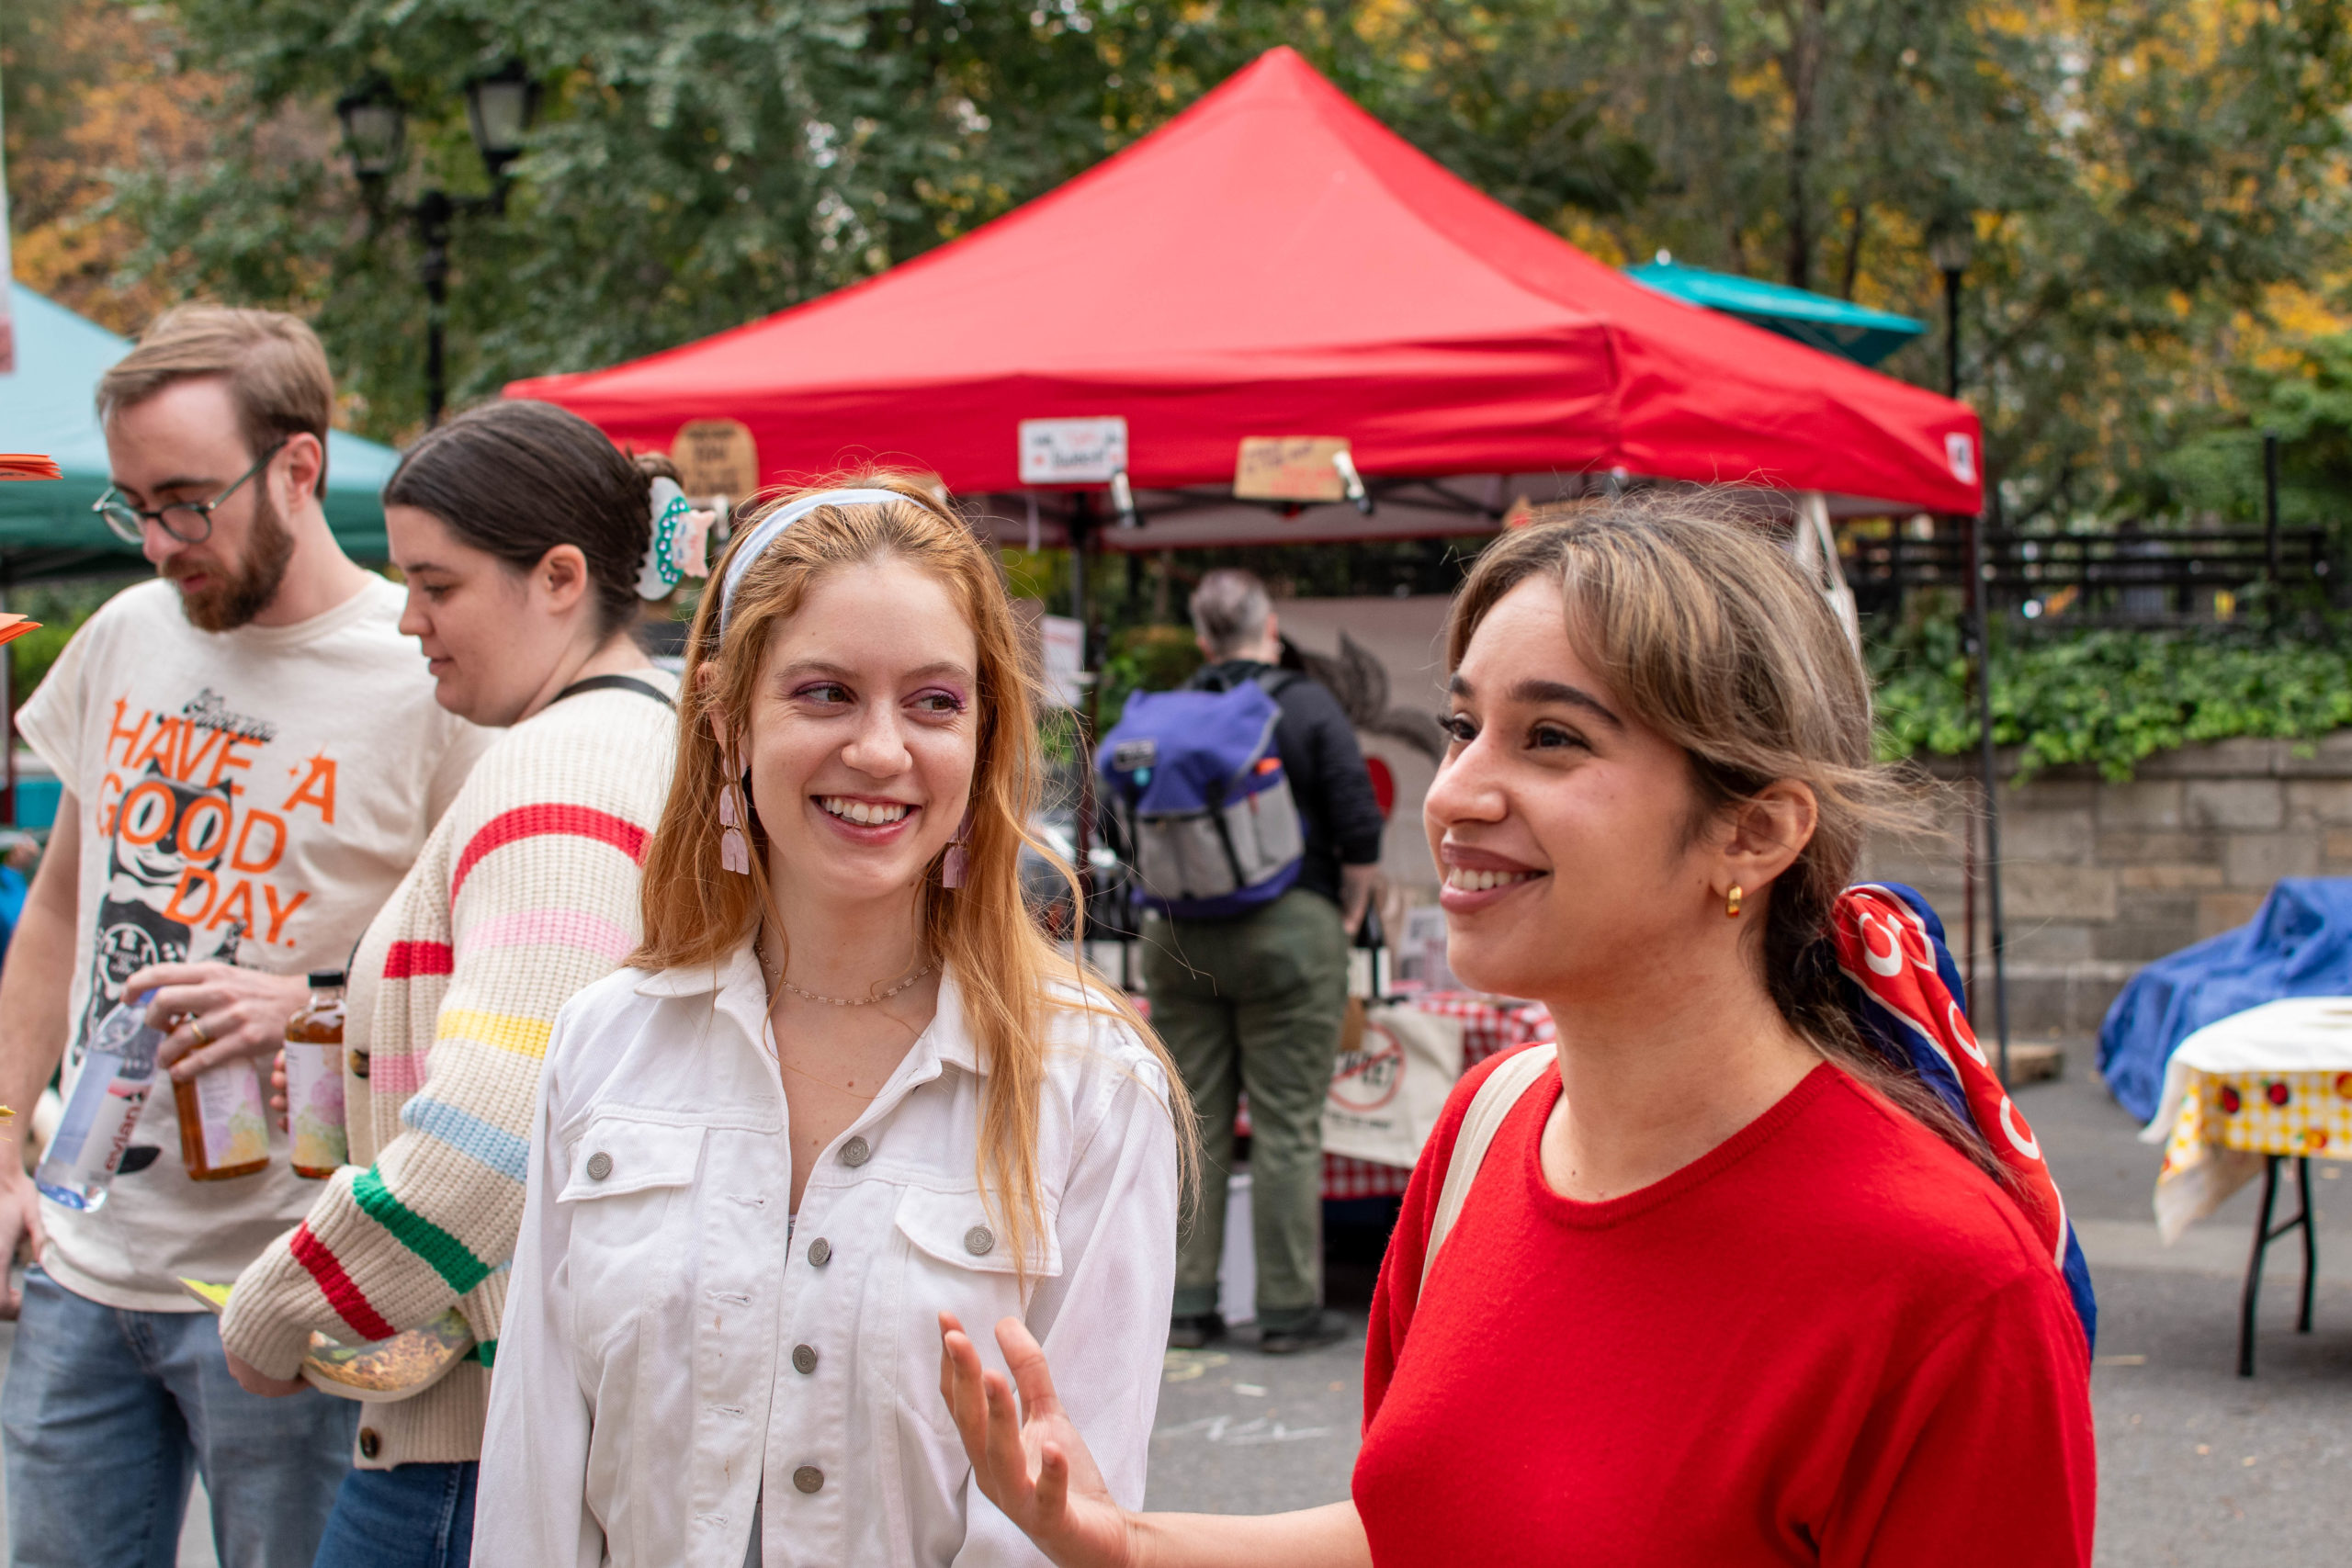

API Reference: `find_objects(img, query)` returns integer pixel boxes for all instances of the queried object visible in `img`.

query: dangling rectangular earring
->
[942,809,973,889]
[718,750,752,875]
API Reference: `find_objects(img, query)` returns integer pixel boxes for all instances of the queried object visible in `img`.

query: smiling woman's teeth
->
[1446,867,1537,892]
[820,796,910,826]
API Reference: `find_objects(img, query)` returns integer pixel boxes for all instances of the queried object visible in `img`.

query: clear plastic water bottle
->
[34,992,164,1212]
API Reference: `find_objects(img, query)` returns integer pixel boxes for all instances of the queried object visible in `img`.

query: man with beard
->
[0,306,490,1566]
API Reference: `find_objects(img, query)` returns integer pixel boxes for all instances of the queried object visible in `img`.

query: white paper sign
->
[1020,417,1128,485]
[1040,615,1087,708]
[1945,432,1977,484]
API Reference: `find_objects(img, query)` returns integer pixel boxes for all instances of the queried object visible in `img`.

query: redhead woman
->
[216,399,687,1567]
[478,480,1192,1566]
[941,500,2097,1567]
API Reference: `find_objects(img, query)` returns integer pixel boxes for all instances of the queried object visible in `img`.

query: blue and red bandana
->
[1832,883,2098,1351]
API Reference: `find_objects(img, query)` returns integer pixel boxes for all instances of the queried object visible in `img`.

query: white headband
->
[717,488,904,635]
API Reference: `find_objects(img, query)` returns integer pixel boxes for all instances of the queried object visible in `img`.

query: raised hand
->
[938,1311,1137,1568]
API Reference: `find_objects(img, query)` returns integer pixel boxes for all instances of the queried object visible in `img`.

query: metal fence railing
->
[1843,520,2337,625]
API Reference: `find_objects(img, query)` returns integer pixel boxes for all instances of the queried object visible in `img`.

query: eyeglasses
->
[93,439,289,546]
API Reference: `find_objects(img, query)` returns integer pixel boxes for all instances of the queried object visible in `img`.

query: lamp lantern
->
[1928,219,1976,278]
[334,81,407,185]
[464,61,540,182]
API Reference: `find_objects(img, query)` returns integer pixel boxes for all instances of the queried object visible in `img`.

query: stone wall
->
[1860,734,2352,1038]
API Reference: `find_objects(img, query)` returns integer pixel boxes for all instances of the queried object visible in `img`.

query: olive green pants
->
[1142,888,1348,1334]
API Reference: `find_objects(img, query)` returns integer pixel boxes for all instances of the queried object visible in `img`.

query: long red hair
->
[632,473,1193,1269]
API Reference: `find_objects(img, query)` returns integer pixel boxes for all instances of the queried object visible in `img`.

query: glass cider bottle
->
[172,922,273,1181]
[284,971,348,1179]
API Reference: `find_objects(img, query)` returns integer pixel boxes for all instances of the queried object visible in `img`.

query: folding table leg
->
[2239,1155,2283,1378]
[2296,1156,2317,1335]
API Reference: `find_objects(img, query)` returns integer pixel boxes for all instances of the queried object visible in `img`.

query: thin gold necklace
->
[776,1055,881,1101]
[757,937,934,1008]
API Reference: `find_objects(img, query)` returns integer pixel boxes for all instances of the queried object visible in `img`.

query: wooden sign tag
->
[671,419,760,502]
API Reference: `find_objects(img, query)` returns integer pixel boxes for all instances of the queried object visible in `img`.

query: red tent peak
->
[509,46,1981,514]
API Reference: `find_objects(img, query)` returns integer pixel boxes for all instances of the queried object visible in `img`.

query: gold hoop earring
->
[1724,884,1743,919]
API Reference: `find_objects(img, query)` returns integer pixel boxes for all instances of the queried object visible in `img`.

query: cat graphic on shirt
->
[76,761,239,1069]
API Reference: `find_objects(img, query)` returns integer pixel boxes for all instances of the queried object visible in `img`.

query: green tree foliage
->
[2156,333,2352,525]
[107,0,1657,437]
[52,0,2352,525]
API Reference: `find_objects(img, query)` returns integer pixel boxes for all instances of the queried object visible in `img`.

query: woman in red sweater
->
[939,497,2097,1567]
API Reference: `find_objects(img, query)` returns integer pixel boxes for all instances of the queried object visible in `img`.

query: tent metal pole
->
[1069,494,1097,950]
[1964,508,2011,1081]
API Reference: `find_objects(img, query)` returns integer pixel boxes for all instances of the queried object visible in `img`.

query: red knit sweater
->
[1354,1057,2096,1567]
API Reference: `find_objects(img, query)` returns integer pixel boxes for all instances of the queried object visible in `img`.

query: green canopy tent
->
[1625,255,1925,368]
[0,281,403,580]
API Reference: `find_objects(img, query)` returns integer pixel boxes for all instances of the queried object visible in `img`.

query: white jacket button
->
[584,1151,613,1180]
[793,1465,824,1495]
[792,1344,818,1374]
[964,1225,995,1257]
[807,1237,831,1267]
[840,1136,870,1167]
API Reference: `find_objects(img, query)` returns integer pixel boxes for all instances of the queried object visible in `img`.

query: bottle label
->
[38,996,164,1198]
[285,1042,348,1170]
[47,1051,152,1180]
[193,1063,271,1168]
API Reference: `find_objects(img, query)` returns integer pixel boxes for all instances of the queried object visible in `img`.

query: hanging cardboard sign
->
[1019,417,1128,485]
[671,419,760,502]
[1234,436,1351,502]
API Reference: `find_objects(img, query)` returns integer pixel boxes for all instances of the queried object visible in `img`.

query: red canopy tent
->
[514,45,2013,1066]
[510,46,1981,546]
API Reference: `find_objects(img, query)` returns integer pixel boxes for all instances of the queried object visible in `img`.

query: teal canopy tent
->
[1625,255,1926,368]
[0,282,402,580]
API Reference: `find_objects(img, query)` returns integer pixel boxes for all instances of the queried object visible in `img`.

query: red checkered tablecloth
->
[1323,993,1555,1200]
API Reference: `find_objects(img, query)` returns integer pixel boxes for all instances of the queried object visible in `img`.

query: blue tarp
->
[1625,256,1926,367]
[2097,877,2352,1122]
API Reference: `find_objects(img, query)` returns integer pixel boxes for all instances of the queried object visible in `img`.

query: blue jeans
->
[311,1462,476,1568]
[1,1266,356,1568]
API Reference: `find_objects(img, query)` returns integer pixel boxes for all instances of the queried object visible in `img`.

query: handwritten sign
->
[672,419,760,502]
[1019,418,1128,485]
[1233,437,1351,503]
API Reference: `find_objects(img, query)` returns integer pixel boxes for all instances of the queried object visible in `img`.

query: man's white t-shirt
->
[19,574,491,1312]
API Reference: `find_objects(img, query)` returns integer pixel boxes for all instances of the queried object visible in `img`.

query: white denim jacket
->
[477,946,1179,1567]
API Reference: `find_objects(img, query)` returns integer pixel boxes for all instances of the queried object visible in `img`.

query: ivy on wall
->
[1872,615,2352,782]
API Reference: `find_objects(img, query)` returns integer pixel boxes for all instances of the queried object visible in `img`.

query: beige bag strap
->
[1419,1044,1554,1293]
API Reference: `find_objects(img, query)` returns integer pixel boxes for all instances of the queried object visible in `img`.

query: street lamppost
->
[1928,213,2011,1081]
[1928,220,1973,400]
[335,63,539,426]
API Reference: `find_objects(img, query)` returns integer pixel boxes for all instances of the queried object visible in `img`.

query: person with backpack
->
[941,500,2096,1568]
[1104,569,1383,1355]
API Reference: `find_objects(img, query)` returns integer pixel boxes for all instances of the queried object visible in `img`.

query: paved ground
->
[1144,1045,2352,1563]
[2,1046,2344,1562]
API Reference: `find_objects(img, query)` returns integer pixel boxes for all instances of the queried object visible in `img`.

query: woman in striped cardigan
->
[217,400,696,1568]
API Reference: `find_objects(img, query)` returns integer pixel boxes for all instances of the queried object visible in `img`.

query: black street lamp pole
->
[1932,218,2011,1083]
[337,65,537,427]
[417,190,454,427]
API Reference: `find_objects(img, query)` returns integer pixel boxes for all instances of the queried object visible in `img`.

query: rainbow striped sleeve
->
[220,728,662,1380]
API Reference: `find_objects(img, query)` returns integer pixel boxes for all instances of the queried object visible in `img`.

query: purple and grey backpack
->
[1097,671,1306,919]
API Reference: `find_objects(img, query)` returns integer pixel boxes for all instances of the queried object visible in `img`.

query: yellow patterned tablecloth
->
[2146,1000,2352,1243]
